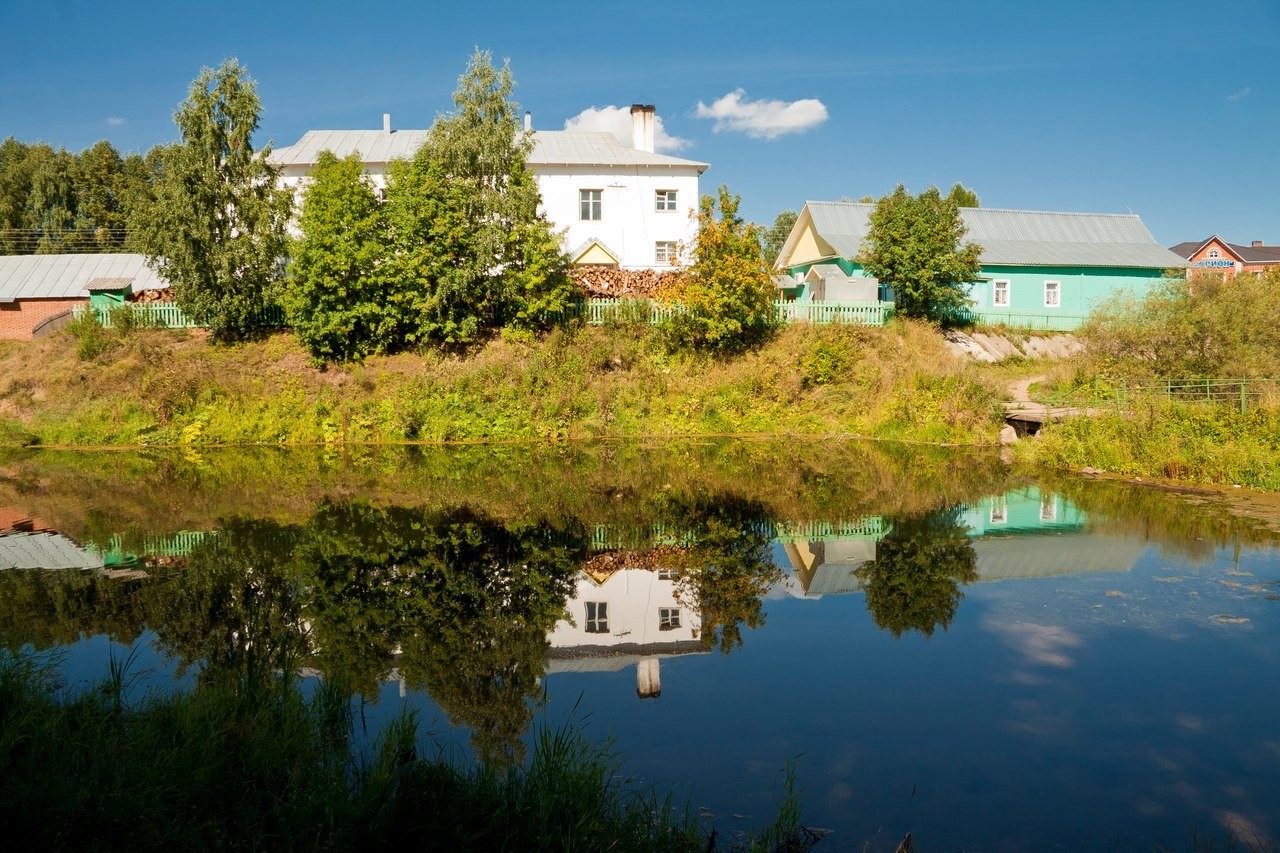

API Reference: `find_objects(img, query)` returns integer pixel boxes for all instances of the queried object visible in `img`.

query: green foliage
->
[129,60,291,341]
[285,151,392,361]
[66,310,115,361]
[857,184,982,323]
[944,182,980,208]
[660,185,778,354]
[798,326,861,388]
[760,208,797,266]
[856,510,977,638]
[378,49,574,348]
[1080,269,1280,379]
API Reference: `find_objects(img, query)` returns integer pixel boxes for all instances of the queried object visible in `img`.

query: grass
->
[0,319,1006,448]
[0,648,811,852]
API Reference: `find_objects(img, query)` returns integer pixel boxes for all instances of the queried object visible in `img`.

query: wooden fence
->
[568,298,896,327]
[73,303,288,329]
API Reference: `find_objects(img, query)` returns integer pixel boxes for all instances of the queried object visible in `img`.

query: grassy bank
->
[0,319,1004,448]
[0,650,806,851]
[1018,402,1280,491]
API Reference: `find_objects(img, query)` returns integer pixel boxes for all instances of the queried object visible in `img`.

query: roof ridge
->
[806,200,1141,219]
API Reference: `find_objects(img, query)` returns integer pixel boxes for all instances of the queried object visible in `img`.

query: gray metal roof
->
[804,201,1188,270]
[0,532,104,571]
[271,128,709,172]
[807,263,849,280]
[0,253,168,302]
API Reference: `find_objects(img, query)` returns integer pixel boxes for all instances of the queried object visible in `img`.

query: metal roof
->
[806,263,850,280]
[804,201,1188,269]
[1168,236,1280,265]
[0,253,168,302]
[0,532,104,571]
[271,128,709,173]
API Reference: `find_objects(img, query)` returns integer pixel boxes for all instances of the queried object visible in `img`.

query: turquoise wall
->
[784,259,1164,313]
[961,488,1086,537]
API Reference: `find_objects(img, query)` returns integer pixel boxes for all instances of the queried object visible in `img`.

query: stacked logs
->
[129,288,174,303]
[571,267,682,298]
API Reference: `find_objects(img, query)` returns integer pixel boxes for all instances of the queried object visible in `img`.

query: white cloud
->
[694,89,828,140]
[562,105,690,152]
[1227,86,1252,102]
[105,116,127,126]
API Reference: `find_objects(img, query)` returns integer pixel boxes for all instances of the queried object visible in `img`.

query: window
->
[1207,247,1221,259]
[585,602,608,633]
[659,608,681,630]
[655,241,678,265]
[993,279,1010,307]
[655,189,678,211]
[1043,280,1061,308]
[579,189,602,221]
[1040,496,1058,521]
[657,568,677,581]
[990,496,1007,525]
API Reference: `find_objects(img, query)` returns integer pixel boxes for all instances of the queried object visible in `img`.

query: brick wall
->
[0,297,86,340]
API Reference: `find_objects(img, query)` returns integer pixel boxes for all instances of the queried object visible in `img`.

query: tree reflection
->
[856,510,978,638]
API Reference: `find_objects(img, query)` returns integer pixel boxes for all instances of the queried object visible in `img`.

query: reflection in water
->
[2,444,1279,847]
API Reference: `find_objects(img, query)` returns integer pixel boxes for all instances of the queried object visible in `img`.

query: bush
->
[66,310,114,361]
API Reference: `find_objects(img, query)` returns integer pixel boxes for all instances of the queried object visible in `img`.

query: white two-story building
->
[271,104,708,271]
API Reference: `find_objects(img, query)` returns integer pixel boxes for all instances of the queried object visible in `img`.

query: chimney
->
[524,110,532,132]
[383,113,392,134]
[636,658,660,699]
[630,103,656,153]
[1253,240,1263,247]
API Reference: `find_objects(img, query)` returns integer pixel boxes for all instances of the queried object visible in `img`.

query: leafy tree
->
[26,146,80,252]
[130,60,292,340]
[285,151,392,361]
[857,184,982,323]
[855,510,977,638]
[75,140,138,250]
[659,185,778,353]
[761,208,797,266]
[945,182,980,208]
[381,49,574,347]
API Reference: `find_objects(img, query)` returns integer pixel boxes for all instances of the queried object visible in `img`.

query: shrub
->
[66,310,114,361]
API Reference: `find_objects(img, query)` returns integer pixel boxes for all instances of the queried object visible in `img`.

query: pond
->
[1,441,1277,851]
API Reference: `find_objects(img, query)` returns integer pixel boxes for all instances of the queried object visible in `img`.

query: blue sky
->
[2,0,1277,244]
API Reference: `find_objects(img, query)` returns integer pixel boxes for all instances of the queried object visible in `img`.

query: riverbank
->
[0,320,1004,448]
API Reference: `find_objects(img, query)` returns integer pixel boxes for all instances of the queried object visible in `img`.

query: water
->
[1,442,1277,851]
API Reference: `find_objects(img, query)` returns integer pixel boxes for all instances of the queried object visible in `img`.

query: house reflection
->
[547,551,708,698]
[779,488,1148,599]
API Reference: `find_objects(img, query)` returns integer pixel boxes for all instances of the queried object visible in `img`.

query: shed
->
[0,253,167,340]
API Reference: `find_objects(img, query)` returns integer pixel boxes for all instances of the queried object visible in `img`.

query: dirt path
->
[1007,375,1045,404]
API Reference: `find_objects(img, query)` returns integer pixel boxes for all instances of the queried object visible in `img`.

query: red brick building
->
[1168,236,1280,279]
[0,253,168,340]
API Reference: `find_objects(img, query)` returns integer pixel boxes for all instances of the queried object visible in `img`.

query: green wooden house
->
[773,202,1188,329]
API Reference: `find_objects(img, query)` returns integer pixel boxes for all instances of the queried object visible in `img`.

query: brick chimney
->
[630,104,656,153]
[1253,240,1263,247]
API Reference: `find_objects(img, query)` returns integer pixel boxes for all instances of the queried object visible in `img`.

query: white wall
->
[530,166,701,270]
[549,569,702,648]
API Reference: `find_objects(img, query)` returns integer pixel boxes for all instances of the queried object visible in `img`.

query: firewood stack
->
[571,267,682,298]
[130,288,175,303]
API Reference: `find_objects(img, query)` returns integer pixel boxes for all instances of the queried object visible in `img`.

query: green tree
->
[382,49,574,347]
[27,146,81,252]
[855,510,977,638]
[761,208,797,266]
[660,185,778,353]
[130,60,291,340]
[74,140,136,250]
[857,184,982,323]
[945,182,980,208]
[285,151,391,361]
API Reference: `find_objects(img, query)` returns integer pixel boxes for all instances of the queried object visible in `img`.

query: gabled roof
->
[272,128,709,173]
[805,263,849,281]
[1168,236,1280,265]
[785,201,1188,270]
[0,253,168,302]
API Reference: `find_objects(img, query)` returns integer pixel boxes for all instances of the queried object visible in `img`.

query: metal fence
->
[946,307,1089,332]
[1045,377,1280,414]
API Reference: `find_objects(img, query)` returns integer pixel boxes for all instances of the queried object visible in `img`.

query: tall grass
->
[0,649,812,851]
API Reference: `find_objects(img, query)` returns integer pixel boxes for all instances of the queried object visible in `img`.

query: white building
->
[271,105,708,271]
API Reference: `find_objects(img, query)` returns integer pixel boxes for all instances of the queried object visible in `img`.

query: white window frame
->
[992,279,1011,307]
[579,189,602,221]
[1040,496,1058,522]
[990,496,1007,525]
[1207,247,1221,259]
[655,241,678,265]
[655,189,678,212]
[585,601,608,633]
[657,568,677,581]
[658,607,681,631]
[1043,280,1061,308]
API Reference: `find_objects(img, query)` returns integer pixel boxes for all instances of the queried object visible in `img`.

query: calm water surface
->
[1,442,1277,851]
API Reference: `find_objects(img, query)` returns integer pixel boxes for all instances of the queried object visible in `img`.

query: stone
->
[1000,425,1018,445]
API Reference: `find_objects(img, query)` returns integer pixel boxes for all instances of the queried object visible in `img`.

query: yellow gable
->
[784,217,837,268]
[573,241,620,266]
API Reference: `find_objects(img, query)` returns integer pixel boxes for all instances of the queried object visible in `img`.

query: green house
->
[773,202,1188,328]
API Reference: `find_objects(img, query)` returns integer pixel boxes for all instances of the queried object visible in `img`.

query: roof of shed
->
[0,532,103,571]
[0,254,168,302]
[800,202,1188,270]
[271,129,708,172]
